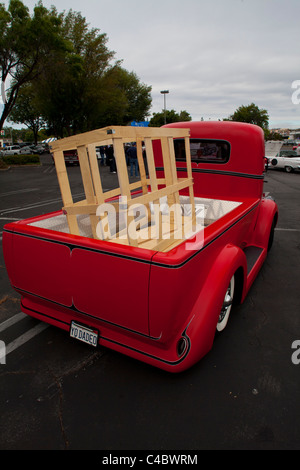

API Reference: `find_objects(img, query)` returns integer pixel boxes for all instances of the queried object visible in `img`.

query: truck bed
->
[28,195,242,252]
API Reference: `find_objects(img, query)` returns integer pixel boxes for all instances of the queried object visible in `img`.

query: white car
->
[0,145,22,156]
[268,151,300,173]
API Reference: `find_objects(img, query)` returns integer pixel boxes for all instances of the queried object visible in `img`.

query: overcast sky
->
[3,0,300,129]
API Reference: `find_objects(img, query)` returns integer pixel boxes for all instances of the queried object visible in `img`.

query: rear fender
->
[184,244,247,367]
[250,197,278,248]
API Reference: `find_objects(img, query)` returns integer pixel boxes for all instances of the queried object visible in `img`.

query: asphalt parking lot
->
[0,155,299,450]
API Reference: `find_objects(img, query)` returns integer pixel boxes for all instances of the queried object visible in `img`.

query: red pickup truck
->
[2,121,278,372]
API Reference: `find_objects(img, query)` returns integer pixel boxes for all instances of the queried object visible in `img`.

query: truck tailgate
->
[3,217,153,336]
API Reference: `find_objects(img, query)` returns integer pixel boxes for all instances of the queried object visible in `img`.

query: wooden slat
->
[144,137,162,240]
[50,126,190,152]
[113,137,138,247]
[127,178,193,209]
[160,137,180,236]
[168,136,180,211]
[160,137,177,206]
[86,143,111,239]
[52,150,80,236]
[77,144,98,238]
[184,136,196,229]
[63,177,192,216]
[87,144,103,201]
[136,138,148,195]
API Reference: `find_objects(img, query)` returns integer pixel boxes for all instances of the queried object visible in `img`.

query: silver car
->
[19,146,34,155]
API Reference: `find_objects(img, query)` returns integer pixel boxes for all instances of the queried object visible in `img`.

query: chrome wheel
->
[217,276,235,332]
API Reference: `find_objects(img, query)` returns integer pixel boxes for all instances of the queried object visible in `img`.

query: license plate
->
[70,321,98,347]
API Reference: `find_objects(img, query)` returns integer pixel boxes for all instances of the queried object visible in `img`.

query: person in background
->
[106,145,116,173]
[126,142,139,177]
[100,146,106,166]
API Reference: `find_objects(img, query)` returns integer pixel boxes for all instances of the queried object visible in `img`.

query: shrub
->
[0,157,9,169]
[2,154,40,165]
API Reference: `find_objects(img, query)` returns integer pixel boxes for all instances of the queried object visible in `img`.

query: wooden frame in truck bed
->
[50,126,196,252]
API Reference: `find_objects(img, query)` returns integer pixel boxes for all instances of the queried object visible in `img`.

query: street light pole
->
[160,90,169,125]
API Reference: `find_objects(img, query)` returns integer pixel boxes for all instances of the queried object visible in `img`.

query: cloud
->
[3,0,300,128]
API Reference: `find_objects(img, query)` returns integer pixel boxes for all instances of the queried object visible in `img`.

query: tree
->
[264,129,283,141]
[113,67,152,124]
[92,65,152,128]
[0,0,67,130]
[34,9,152,135]
[2,3,152,137]
[35,50,84,137]
[60,11,152,130]
[57,9,114,133]
[226,103,269,129]
[149,109,191,127]
[8,81,45,143]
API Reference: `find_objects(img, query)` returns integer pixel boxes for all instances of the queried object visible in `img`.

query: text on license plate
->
[70,321,98,347]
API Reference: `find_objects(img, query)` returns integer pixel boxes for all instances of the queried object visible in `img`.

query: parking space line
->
[0,312,27,333]
[0,197,63,215]
[0,312,49,358]
[42,166,56,174]
[275,228,300,232]
[0,188,39,198]
[5,322,49,356]
[0,192,85,216]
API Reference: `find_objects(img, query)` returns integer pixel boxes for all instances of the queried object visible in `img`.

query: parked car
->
[63,149,79,165]
[19,146,34,155]
[268,150,300,172]
[31,144,48,154]
[51,148,79,165]
[0,145,21,156]
[18,142,32,148]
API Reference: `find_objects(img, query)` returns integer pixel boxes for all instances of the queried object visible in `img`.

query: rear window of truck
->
[174,139,230,164]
